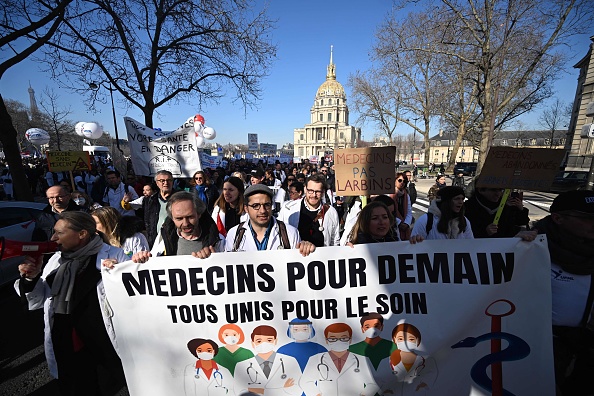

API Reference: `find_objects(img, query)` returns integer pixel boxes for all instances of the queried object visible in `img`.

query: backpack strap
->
[425,212,434,235]
[275,220,291,249]
[233,222,246,252]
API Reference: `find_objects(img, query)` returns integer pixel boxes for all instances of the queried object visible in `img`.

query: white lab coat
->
[184,363,235,396]
[224,218,301,252]
[277,198,340,246]
[375,355,438,396]
[211,205,249,234]
[300,351,379,396]
[234,353,302,396]
[14,243,128,378]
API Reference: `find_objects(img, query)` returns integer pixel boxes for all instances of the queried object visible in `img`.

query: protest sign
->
[248,133,259,151]
[47,151,91,172]
[479,147,565,191]
[125,117,200,177]
[260,143,277,155]
[334,146,396,196]
[103,237,554,396]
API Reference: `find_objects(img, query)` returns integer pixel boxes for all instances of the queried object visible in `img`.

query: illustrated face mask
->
[254,342,275,354]
[363,328,381,339]
[397,341,417,353]
[328,341,350,352]
[224,336,239,345]
[197,352,214,361]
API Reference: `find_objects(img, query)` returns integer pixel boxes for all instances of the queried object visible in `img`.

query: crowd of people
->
[10,156,594,395]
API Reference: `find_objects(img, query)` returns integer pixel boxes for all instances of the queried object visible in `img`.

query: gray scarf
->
[51,235,104,314]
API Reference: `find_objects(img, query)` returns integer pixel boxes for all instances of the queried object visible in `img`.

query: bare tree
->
[39,88,72,150]
[42,0,277,127]
[539,98,570,149]
[424,0,592,173]
[349,70,401,144]
[0,0,73,200]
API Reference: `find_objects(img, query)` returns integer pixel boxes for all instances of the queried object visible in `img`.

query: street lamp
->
[88,82,124,156]
[411,117,420,164]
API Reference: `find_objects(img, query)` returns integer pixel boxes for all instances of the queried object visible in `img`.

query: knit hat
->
[550,190,594,215]
[437,186,465,202]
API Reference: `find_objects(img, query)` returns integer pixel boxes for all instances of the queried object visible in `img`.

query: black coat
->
[160,214,220,255]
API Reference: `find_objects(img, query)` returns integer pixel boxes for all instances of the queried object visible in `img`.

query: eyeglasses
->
[326,337,351,343]
[287,178,295,181]
[396,179,404,183]
[306,189,323,196]
[48,195,68,200]
[321,170,328,173]
[194,177,203,180]
[156,179,173,184]
[246,202,273,211]
[289,190,300,195]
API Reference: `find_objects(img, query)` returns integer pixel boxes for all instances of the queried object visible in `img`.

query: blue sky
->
[1,1,591,147]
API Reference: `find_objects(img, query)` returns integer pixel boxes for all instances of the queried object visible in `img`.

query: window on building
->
[321,99,324,106]
[435,141,441,146]
[299,147,304,156]
[560,138,566,145]
[300,134,304,141]
[435,150,439,155]
[340,132,344,139]
[515,138,522,146]
[337,113,340,122]
[320,114,324,122]
[502,139,508,145]
[318,131,324,140]
[544,138,551,146]
[530,139,537,145]
[328,113,332,122]
[329,99,332,105]
[337,99,340,105]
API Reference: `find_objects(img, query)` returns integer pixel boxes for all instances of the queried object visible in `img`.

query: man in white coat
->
[234,325,302,396]
[300,323,379,396]
[277,174,340,248]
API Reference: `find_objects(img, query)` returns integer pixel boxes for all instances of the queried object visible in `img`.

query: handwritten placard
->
[334,146,396,196]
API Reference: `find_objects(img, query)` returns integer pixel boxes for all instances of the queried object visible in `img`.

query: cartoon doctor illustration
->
[277,317,327,371]
[233,325,302,395]
[349,312,397,370]
[184,338,235,396]
[376,323,438,395]
[214,323,254,375]
[300,323,379,396]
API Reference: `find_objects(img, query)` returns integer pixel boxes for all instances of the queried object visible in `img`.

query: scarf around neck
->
[51,235,104,314]
[535,216,594,275]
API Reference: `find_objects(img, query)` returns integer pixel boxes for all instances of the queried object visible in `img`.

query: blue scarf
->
[195,185,207,203]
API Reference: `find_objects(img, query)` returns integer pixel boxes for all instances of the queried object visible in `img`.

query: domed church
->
[293,46,361,159]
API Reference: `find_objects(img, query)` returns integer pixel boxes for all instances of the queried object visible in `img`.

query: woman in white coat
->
[211,176,248,237]
[15,211,129,395]
[376,323,438,396]
[184,338,235,396]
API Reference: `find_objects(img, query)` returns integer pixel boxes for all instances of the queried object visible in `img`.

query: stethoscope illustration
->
[391,356,426,377]
[194,368,228,393]
[247,358,287,384]
[317,353,360,381]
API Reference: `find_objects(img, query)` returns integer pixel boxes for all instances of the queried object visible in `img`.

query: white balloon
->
[74,122,86,136]
[82,122,104,139]
[195,135,205,148]
[25,128,50,146]
[203,126,216,140]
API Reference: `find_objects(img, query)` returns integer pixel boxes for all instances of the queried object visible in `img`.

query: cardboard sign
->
[248,133,259,151]
[47,151,91,172]
[479,148,565,191]
[334,146,396,196]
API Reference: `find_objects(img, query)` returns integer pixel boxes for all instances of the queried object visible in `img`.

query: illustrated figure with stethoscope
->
[277,317,327,371]
[233,325,302,396]
[184,338,235,396]
[300,323,379,396]
[376,323,438,396]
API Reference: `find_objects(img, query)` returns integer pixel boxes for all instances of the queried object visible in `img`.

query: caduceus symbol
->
[451,299,530,396]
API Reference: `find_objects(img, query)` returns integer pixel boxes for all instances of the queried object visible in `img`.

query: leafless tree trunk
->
[539,98,570,149]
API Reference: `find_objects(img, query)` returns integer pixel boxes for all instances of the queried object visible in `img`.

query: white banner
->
[125,117,201,177]
[248,133,259,151]
[102,237,554,396]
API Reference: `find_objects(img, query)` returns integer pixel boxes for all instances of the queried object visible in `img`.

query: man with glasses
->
[301,323,379,396]
[223,184,315,255]
[287,181,304,201]
[532,190,594,394]
[278,174,340,247]
[124,170,176,248]
[45,185,83,215]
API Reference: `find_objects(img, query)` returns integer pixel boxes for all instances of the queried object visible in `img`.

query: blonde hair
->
[91,206,122,247]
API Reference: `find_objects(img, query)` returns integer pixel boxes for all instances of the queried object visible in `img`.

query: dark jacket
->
[160,214,220,255]
[143,192,164,249]
[464,194,529,238]
[191,185,219,214]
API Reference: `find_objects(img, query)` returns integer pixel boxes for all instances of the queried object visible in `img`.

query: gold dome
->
[316,46,346,98]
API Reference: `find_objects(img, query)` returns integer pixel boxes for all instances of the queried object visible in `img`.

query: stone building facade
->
[293,48,360,159]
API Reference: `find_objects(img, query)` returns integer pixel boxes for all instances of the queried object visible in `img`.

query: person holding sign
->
[233,325,302,396]
[221,184,316,256]
[184,338,234,396]
[464,181,529,238]
[410,186,474,241]
[277,174,340,247]
[300,323,379,396]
